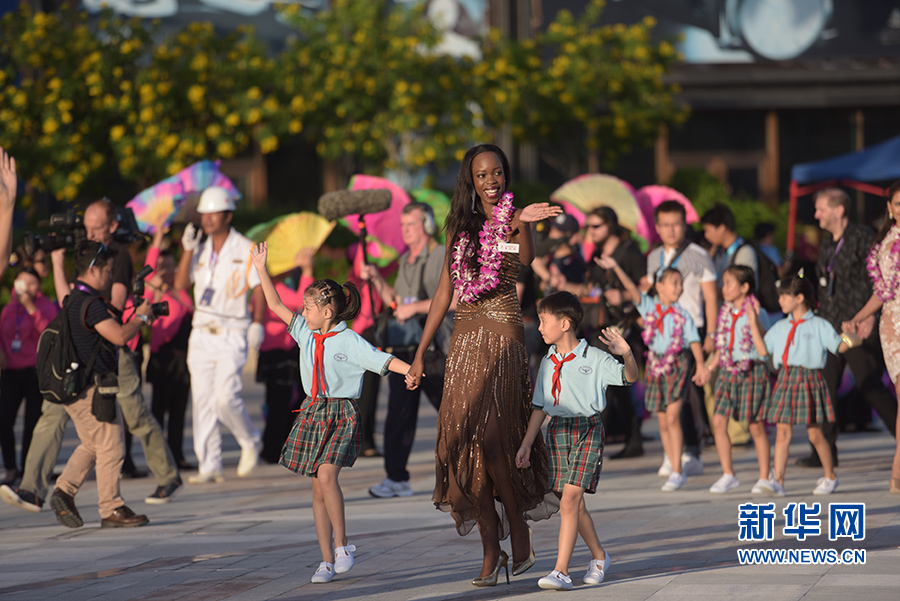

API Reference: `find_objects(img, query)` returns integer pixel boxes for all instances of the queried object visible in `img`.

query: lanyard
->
[826,238,845,275]
[656,245,685,280]
[725,237,743,258]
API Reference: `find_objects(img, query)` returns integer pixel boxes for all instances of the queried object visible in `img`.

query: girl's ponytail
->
[337,281,361,322]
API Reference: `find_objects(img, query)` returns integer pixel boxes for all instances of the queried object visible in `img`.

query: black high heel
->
[472,550,509,587]
[511,526,535,576]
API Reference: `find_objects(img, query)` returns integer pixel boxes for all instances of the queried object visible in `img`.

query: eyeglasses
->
[88,243,109,271]
[586,223,606,229]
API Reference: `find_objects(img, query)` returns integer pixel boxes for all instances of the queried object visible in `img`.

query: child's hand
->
[692,362,711,386]
[251,242,268,271]
[595,255,618,270]
[406,358,424,390]
[404,370,424,390]
[515,445,531,469]
[747,296,761,320]
[599,327,631,356]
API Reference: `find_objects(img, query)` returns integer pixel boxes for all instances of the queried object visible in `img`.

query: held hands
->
[598,327,631,357]
[515,445,532,469]
[406,357,424,390]
[250,242,268,272]
[182,223,202,252]
[519,203,562,223]
[692,362,711,386]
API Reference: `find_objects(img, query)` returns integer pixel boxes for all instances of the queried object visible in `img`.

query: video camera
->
[24,206,146,256]
[133,265,169,318]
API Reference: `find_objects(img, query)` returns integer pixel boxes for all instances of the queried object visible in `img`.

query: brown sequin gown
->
[878,226,900,383]
[434,253,556,537]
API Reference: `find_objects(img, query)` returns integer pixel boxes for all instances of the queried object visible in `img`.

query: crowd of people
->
[0,143,898,591]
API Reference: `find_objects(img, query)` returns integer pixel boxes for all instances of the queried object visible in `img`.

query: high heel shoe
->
[511,526,535,576]
[890,478,900,494]
[472,550,509,587]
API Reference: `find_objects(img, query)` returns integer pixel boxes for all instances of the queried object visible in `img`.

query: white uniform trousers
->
[187,326,261,474]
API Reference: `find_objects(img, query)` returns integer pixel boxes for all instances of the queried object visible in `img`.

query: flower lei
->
[866,226,900,303]
[450,191,515,303]
[642,304,686,379]
[715,295,756,375]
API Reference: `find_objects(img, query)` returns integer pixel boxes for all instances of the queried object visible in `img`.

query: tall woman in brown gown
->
[408,144,560,584]
[848,180,900,494]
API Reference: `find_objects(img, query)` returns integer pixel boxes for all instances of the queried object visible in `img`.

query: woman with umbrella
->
[407,144,560,586]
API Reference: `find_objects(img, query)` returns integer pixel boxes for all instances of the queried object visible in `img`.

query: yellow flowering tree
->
[275,0,484,184]
[479,0,688,176]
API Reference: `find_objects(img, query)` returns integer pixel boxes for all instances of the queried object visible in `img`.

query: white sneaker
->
[187,471,224,484]
[813,476,838,495]
[751,479,773,494]
[538,570,573,590]
[709,474,740,494]
[236,443,261,478]
[681,453,704,476]
[583,553,611,585]
[311,561,334,583]
[661,472,686,492]
[764,480,786,497]
[368,478,413,498]
[334,544,356,573]
[658,455,672,477]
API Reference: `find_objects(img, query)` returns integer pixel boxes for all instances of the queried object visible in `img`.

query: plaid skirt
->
[644,352,692,413]
[713,361,770,422]
[547,414,605,494]
[768,367,835,425]
[280,397,360,477]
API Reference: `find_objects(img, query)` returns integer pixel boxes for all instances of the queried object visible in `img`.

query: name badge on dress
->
[200,287,215,306]
[498,243,519,253]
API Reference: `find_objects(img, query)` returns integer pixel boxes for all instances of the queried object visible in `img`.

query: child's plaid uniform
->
[643,352,692,413]
[767,366,835,425]
[280,397,361,476]
[547,414,605,493]
[713,361,770,422]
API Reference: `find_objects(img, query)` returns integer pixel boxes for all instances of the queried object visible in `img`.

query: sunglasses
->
[88,243,109,271]
[586,223,606,229]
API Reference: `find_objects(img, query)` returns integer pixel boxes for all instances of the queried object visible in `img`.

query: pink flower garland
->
[867,226,900,303]
[450,192,515,304]
[642,305,686,379]
[715,295,756,375]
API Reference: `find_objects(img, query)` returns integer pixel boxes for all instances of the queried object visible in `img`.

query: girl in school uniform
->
[597,259,711,492]
[250,242,413,584]
[706,265,772,495]
[747,272,860,496]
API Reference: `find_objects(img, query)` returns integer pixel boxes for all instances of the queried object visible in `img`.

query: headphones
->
[407,202,436,236]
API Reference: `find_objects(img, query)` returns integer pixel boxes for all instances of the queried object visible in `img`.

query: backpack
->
[731,243,781,313]
[35,290,104,405]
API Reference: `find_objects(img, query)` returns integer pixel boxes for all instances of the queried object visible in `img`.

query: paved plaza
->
[1,372,899,601]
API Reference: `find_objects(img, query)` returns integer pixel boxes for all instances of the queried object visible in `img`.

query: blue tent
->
[787,135,899,250]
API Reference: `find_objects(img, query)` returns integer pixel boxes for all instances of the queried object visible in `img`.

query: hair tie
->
[797,267,805,279]
[343,287,350,298]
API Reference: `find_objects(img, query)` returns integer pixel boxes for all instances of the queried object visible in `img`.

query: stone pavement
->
[1,374,899,601]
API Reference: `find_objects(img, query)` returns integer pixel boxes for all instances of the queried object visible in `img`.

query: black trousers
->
[357,327,381,453]
[0,367,42,472]
[257,348,300,464]
[384,348,444,482]
[148,351,191,464]
[812,333,898,459]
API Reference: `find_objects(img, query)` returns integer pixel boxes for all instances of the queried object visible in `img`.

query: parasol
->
[172,159,242,222]
[126,176,185,234]
[634,185,700,246]
[549,174,641,233]
[264,212,336,277]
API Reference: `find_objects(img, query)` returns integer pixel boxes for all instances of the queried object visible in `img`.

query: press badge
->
[200,287,215,306]
[10,336,21,353]
[498,243,519,253]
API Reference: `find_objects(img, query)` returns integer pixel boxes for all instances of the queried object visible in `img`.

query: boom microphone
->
[317,189,392,221]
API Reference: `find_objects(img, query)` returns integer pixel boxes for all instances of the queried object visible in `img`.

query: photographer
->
[1,200,181,514]
[44,241,153,527]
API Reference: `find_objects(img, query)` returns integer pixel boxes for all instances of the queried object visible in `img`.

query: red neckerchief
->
[728,309,744,354]
[309,331,339,399]
[550,352,576,406]
[655,304,674,332]
[782,318,805,367]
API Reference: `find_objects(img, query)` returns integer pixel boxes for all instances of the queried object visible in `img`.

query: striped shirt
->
[647,242,716,328]
[68,282,118,377]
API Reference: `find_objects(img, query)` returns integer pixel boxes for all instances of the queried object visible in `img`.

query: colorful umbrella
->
[549,174,641,233]
[172,159,242,223]
[342,174,411,267]
[264,212,336,277]
[634,185,700,246]
[409,188,451,243]
[126,176,185,234]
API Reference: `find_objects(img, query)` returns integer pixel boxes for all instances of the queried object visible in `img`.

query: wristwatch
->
[137,313,150,325]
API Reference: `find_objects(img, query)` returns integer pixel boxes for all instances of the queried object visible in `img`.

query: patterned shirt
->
[646,242,716,328]
[816,223,875,329]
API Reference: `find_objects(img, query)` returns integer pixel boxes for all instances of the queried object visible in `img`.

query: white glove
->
[181,223,202,252]
[247,322,265,352]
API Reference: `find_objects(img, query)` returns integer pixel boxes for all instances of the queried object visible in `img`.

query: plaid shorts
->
[644,352,691,413]
[768,367,835,425]
[546,414,604,494]
[280,397,360,477]
[713,361,770,422]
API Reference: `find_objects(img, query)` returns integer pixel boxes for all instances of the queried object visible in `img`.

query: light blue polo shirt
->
[532,339,628,418]
[288,315,394,399]
[636,293,700,356]
[720,303,771,363]
[763,310,841,370]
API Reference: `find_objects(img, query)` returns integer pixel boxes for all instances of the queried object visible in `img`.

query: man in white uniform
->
[174,187,264,483]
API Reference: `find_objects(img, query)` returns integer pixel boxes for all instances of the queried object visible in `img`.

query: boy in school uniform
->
[516,291,638,590]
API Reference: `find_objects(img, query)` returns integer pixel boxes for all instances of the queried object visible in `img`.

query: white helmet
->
[197,186,236,213]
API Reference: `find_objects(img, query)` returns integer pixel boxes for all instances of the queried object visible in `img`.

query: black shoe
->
[144,477,183,505]
[50,489,83,528]
[121,465,149,479]
[610,445,644,459]
[176,460,196,471]
[0,485,43,513]
[796,453,839,468]
[101,505,149,528]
